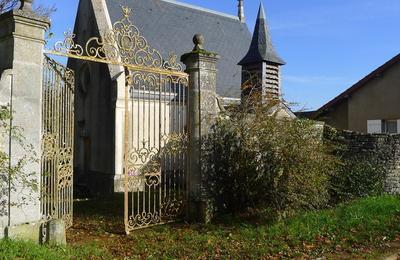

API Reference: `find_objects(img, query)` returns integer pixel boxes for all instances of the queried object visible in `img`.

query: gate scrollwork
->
[45,6,189,234]
[40,56,74,230]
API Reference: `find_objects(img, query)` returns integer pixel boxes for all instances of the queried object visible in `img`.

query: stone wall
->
[331,129,400,194]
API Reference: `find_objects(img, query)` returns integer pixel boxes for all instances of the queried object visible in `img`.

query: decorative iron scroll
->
[48,6,184,74]
[40,55,74,229]
[126,147,161,190]
[125,66,189,232]
[161,198,185,219]
[44,5,189,234]
[128,212,161,230]
[129,72,160,92]
[41,133,58,158]
[57,148,73,189]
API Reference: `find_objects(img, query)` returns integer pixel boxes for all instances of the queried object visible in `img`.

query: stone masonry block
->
[47,219,66,246]
[6,222,41,243]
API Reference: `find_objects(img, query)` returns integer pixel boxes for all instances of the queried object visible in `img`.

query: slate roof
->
[239,3,285,66]
[105,0,252,98]
[313,53,400,119]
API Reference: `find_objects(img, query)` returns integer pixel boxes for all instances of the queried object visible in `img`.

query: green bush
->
[201,104,337,216]
[329,157,385,204]
[0,105,38,217]
[324,127,386,204]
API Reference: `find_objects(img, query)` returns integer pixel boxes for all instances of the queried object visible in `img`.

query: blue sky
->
[38,0,400,110]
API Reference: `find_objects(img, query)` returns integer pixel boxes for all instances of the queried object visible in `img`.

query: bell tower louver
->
[238,2,285,103]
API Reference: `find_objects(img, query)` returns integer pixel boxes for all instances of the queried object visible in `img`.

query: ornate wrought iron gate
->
[124,66,188,232]
[41,55,74,228]
[118,8,189,233]
[44,7,189,234]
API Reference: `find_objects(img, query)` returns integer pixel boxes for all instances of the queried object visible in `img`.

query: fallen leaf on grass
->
[303,243,315,250]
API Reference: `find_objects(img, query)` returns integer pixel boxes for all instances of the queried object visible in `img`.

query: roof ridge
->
[160,0,239,20]
[314,53,400,117]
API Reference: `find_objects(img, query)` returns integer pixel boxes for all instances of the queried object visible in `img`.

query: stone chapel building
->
[69,0,291,195]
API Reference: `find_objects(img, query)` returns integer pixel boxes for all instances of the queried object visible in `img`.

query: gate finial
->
[192,34,205,51]
[121,6,132,18]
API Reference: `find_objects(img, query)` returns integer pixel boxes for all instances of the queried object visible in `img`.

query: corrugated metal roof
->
[105,0,252,98]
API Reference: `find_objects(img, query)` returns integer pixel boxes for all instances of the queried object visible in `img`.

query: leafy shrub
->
[0,105,38,217]
[201,104,337,216]
[324,127,386,204]
[329,157,385,204]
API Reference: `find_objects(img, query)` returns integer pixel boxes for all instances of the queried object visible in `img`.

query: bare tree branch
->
[0,0,19,14]
[33,2,56,18]
[0,0,56,18]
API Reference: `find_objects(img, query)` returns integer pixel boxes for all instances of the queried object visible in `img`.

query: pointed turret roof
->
[239,2,285,66]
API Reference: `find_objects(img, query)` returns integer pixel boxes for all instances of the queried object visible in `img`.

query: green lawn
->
[1,195,400,259]
[0,239,109,259]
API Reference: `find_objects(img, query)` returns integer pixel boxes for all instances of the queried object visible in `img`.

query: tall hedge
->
[201,105,338,216]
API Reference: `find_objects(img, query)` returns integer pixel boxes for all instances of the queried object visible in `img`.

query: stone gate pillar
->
[181,34,220,223]
[0,3,49,241]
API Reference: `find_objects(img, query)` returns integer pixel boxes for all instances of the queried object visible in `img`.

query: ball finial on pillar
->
[20,0,33,11]
[193,34,205,51]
